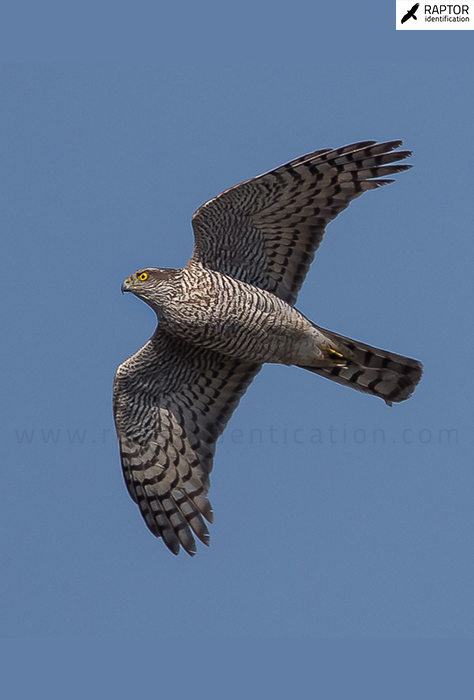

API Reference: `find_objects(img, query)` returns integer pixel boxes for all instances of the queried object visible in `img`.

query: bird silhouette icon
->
[401,2,420,23]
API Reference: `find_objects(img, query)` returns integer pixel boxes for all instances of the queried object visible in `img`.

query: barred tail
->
[299,328,423,406]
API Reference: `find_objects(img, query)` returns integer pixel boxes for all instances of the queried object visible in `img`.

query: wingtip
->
[206,507,214,525]
[385,139,403,151]
[181,531,210,555]
[373,179,396,187]
[179,538,198,557]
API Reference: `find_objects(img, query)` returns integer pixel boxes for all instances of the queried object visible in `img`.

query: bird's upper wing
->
[113,328,261,556]
[191,140,411,305]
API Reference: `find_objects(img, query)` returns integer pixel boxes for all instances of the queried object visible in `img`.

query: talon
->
[327,347,347,367]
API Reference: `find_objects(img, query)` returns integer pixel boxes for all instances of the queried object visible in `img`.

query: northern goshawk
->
[113,140,423,556]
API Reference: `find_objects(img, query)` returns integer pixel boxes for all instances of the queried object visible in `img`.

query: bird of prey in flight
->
[114,140,423,556]
[401,2,420,23]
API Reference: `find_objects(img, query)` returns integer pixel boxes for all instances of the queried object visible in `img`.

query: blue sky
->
[0,3,473,696]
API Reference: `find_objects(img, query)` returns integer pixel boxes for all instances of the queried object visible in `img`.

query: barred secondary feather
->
[113,140,423,556]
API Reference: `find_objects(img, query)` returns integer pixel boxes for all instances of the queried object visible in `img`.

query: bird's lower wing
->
[113,329,261,555]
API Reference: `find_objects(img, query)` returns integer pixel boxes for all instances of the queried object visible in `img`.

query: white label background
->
[396,1,474,29]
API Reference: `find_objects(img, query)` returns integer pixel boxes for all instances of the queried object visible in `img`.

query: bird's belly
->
[161,297,314,365]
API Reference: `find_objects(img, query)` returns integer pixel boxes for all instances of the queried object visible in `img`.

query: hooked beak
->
[121,278,132,294]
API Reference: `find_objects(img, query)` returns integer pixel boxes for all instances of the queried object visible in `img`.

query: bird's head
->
[121,267,179,311]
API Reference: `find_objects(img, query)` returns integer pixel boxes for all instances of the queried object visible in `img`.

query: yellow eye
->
[138,272,148,281]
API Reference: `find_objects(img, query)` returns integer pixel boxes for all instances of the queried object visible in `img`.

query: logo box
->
[396,1,474,29]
